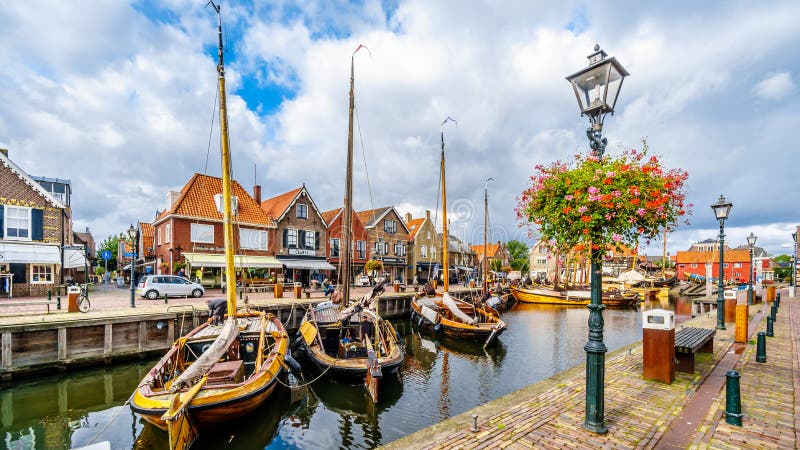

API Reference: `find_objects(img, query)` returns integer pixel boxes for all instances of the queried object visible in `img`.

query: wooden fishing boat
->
[510,285,639,306]
[293,45,403,403]
[130,5,288,449]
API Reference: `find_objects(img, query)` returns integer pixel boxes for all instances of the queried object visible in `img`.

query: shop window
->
[240,228,267,250]
[31,264,53,284]
[191,223,214,243]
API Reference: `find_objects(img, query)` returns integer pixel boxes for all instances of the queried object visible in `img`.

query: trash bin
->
[724,292,736,324]
[393,280,400,293]
[293,282,302,299]
[642,308,675,384]
[766,286,776,302]
[274,283,283,298]
[735,303,748,344]
[67,286,81,313]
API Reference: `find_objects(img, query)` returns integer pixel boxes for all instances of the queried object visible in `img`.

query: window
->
[157,228,161,245]
[536,258,547,265]
[420,246,427,258]
[426,231,431,239]
[305,230,315,248]
[733,263,742,268]
[723,263,729,268]
[164,223,171,244]
[330,238,340,257]
[191,223,214,243]
[240,228,267,250]
[384,242,390,255]
[5,206,31,240]
[384,219,397,233]
[374,241,382,255]
[31,264,53,284]
[356,240,366,259]
[691,263,697,268]
[297,204,308,219]
[213,194,238,215]
[287,228,298,248]
[431,247,436,259]
[679,264,685,268]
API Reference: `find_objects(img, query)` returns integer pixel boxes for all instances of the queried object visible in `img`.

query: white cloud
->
[752,72,794,100]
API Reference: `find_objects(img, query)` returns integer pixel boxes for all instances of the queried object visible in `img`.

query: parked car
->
[356,275,370,287]
[136,275,204,300]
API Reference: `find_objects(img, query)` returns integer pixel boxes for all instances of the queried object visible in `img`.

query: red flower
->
[581,215,591,223]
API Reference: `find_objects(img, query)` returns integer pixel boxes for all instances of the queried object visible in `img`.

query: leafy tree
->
[773,254,791,279]
[489,259,502,272]
[507,240,530,273]
[511,257,530,273]
[97,233,125,271]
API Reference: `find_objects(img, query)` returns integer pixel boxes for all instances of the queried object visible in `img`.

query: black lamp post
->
[792,231,797,290]
[711,195,732,329]
[566,44,628,435]
[746,232,757,305]
[127,224,140,308]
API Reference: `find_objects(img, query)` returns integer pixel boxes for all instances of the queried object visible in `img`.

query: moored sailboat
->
[129,5,288,448]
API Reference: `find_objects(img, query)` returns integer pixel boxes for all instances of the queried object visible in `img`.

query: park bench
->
[674,327,715,373]
[0,300,59,313]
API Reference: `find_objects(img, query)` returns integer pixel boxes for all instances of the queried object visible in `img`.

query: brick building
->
[404,210,439,282]
[356,207,410,282]
[261,185,333,286]
[153,173,279,287]
[322,207,370,284]
[675,249,751,283]
[0,149,86,296]
[473,241,511,274]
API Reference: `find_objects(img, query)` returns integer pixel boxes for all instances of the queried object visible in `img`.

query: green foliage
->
[365,260,384,274]
[97,233,124,271]
[173,261,187,274]
[510,257,530,273]
[94,266,105,275]
[517,143,689,261]
[773,254,791,279]
[489,259,502,272]
[507,240,530,273]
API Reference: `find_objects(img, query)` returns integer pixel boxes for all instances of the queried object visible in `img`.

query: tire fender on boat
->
[284,354,303,375]
[291,335,305,352]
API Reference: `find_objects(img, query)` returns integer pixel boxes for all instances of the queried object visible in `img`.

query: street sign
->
[100,250,112,260]
[123,252,133,258]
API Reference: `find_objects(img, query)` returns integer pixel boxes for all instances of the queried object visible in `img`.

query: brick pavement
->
[385,294,800,450]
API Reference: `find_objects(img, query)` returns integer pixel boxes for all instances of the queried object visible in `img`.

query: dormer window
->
[297,204,308,219]
[213,194,238,215]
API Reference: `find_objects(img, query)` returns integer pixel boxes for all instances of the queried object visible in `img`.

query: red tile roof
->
[406,217,425,240]
[139,222,154,239]
[156,173,274,226]
[472,243,501,261]
[260,187,303,221]
[356,207,386,228]
[676,249,750,264]
[322,208,342,225]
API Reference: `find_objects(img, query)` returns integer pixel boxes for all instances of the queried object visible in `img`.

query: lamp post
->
[792,231,797,295]
[711,195,732,329]
[566,44,628,435]
[127,224,140,308]
[746,232,757,305]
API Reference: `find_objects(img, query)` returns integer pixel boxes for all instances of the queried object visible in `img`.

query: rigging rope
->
[203,88,219,174]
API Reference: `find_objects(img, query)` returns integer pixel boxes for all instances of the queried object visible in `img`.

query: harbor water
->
[1,296,688,449]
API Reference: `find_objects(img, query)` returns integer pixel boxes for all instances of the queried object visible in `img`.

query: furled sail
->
[169,317,239,392]
[442,292,475,325]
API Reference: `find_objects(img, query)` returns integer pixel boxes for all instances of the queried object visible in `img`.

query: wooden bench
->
[0,300,59,313]
[674,327,715,373]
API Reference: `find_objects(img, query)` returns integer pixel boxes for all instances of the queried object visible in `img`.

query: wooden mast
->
[212,2,237,316]
[440,117,455,293]
[482,178,491,295]
[662,227,668,280]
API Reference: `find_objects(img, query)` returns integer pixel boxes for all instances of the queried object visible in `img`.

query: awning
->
[64,248,88,269]
[279,258,336,270]
[0,243,60,264]
[455,265,474,272]
[182,253,283,269]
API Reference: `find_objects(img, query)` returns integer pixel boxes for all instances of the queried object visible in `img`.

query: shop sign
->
[289,249,315,256]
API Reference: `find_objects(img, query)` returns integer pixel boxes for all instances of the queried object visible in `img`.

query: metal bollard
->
[766,316,774,337]
[56,288,61,310]
[471,414,479,432]
[756,331,766,363]
[770,304,777,322]
[165,293,169,304]
[776,292,780,307]
[724,370,742,426]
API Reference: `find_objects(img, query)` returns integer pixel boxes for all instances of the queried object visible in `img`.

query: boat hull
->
[300,343,403,382]
[410,295,507,342]
[510,286,638,306]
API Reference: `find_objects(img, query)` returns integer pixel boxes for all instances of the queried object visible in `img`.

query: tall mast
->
[483,178,492,295]
[210,2,237,316]
[662,227,668,279]
[440,117,456,292]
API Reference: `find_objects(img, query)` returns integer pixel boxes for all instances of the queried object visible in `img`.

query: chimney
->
[0,148,7,157]
[253,185,262,204]
[425,209,431,220]
[166,191,180,210]
[404,212,412,222]
[85,226,89,233]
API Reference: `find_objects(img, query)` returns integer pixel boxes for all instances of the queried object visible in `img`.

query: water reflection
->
[2,296,701,449]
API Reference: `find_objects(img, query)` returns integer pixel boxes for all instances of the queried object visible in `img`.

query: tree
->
[97,233,125,272]
[507,240,530,273]
[773,254,791,280]
[489,259,502,272]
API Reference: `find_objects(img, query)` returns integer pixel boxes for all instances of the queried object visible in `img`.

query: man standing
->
[195,267,203,283]
[206,298,227,325]
[177,267,188,279]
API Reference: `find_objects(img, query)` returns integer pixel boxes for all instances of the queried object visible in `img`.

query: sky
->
[1,0,798,257]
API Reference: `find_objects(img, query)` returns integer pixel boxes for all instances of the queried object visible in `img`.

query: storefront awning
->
[0,243,60,264]
[279,258,336,270]
[64,248,88,269]
[182,253,283,269]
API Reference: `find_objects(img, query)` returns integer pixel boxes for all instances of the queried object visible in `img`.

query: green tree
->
[97,233,125,271]
[507,240,530,273]
[773,254,791,280]
[489,259,502,272]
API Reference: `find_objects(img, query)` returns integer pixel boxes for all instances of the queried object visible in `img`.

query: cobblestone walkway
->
[384,293,800,450]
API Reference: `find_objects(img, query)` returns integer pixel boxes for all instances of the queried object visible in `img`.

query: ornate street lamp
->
[792,231,797,289]
[567,44,628,435]
[746,232,757,305]
[566,44,629,156]
[127,224,140,308]
[711,195,732,329]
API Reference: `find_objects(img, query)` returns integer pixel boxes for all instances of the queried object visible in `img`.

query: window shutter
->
[32,209,44,241]
[0,206,4,239]
[283,229,288,248]
[299,230,306,249]
[315,232,320,250]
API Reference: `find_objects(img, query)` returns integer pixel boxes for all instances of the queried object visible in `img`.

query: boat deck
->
[192,317,278,339]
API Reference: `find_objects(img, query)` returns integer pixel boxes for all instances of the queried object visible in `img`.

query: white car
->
[137,275,205,300]
[356,275,371,287]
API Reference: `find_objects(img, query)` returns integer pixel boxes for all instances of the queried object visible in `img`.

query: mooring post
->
[724,370,742,426]
[471,414,479,432]
[775,292,780,307]
[164,293,168,304]
[770,303,777,322]
[766,316,774,337]
[56,287,61,310]
[756,331,767,363]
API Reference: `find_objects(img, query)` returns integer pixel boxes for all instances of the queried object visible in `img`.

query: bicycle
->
[77,284,91,313]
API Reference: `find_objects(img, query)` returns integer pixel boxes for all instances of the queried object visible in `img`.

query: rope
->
[203,88,219,174]
[354,101,381,277]
[85,399,131,445]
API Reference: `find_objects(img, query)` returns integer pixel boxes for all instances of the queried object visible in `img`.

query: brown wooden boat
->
[509,285,639,306]
[411,292,507,347]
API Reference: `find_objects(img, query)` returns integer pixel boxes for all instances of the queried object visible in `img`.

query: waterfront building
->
[404,210,440,283]
[473,240,511,274]
[261,185,334,286]
[0,149,86,296]
[137,222,156,275]
[439,233,478,281]
[322,207,370,284]
[153,174,279,286]
[356,206,410,282]
[675,249,750,282]
[528,240,554,280]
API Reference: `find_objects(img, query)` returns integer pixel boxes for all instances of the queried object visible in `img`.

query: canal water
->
[1,296,687,449]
